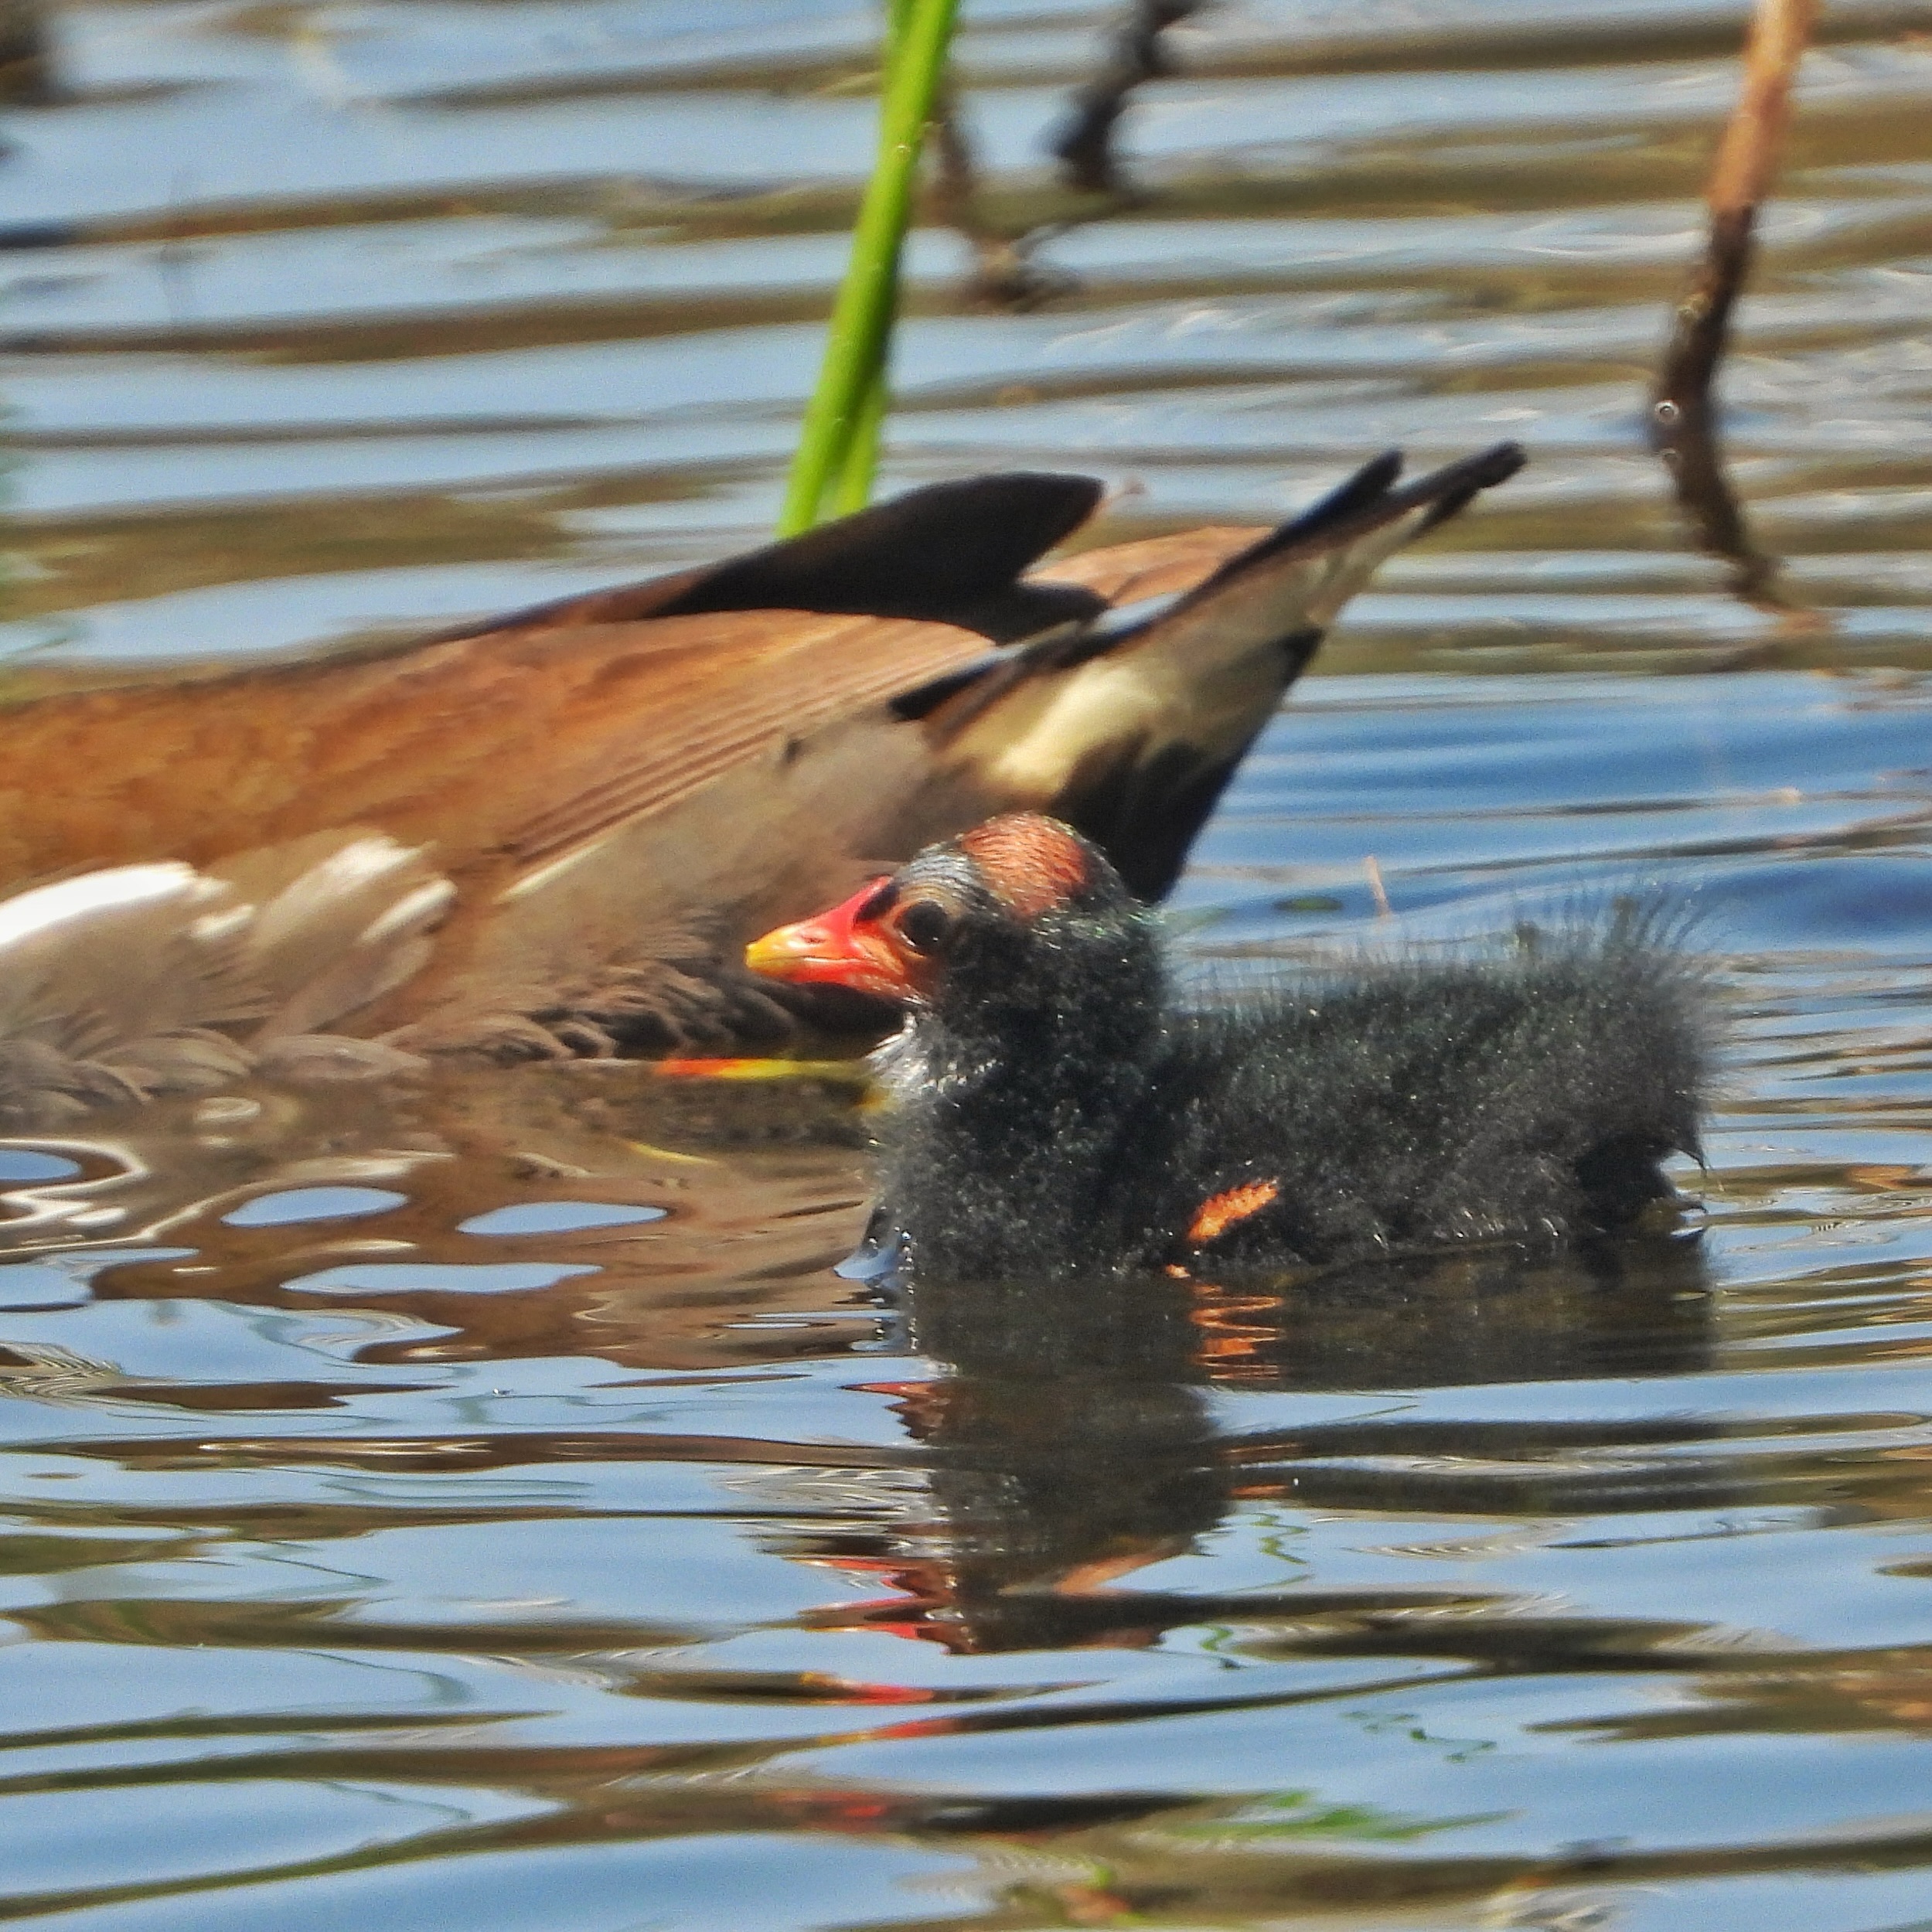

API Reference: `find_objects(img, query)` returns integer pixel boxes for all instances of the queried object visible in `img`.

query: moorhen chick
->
[747,814,1711,1281]
[0,444,1521,1065]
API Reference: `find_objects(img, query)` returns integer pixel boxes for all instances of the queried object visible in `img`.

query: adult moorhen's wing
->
[0,472,1120,890]
[438,470,1113,644]
[910,441,1527,898]
[0,451,1520,1059]
[377,445,1524,1055]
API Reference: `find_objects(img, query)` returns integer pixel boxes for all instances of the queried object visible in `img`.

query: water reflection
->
[823,1238,1716,1662]
[2,1031,1932,1930]
[10,1198,1919,1930]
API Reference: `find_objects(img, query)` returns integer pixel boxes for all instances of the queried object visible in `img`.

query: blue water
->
[7,2,1932,1927]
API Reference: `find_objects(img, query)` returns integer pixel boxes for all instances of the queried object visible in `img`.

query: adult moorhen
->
[746,813,1711,1282]
[0,443,1519,1087]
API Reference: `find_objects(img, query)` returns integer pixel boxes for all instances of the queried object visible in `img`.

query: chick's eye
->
[894,898,952,956]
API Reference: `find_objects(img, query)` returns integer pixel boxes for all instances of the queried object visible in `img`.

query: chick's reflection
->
[808,1240,1714,1657]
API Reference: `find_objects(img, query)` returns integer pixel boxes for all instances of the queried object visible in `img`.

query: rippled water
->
[7,2,1932,1927]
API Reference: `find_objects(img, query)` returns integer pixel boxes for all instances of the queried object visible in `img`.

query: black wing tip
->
[1474,438,1529,484]
[1362,438,1527,520]
[1359,448,1405,493]
[958,468,1107,509]
[429,472,1108,645]
[1431,437,1528,502]
[1273,448,1402,552]
[1185,441,1525,593]
[1326,438,1526,516]
[877,471,1105,558]
[1409,438,1528,536]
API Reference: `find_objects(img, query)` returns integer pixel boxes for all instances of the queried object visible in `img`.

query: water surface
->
[6,3,1932,1928]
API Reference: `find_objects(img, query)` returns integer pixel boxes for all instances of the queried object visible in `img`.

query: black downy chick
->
[747,814,1711,1283]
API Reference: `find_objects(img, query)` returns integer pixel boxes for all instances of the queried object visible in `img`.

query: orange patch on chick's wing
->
[958,814,1089,920]
[1186,1178,1280,1247]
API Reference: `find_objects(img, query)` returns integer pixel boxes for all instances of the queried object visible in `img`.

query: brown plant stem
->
[1651,0,1818,612]
[930,84,1068,309]
[0,0,51,103]
[1051,0,1202,196]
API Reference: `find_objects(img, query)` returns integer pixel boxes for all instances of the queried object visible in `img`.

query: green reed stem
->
[830,359,894,517]
[778,0,958,533]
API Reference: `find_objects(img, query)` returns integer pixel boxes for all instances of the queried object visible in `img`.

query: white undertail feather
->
[210,832,455,1040]
[0,833,453,1125]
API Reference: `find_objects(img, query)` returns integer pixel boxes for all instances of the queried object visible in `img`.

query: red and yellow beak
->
[745,880,918,1001]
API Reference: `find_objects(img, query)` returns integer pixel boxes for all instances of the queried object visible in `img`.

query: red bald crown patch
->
[958,815,1090,920]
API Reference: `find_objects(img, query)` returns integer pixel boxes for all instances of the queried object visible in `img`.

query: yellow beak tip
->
[744,928,806,980]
